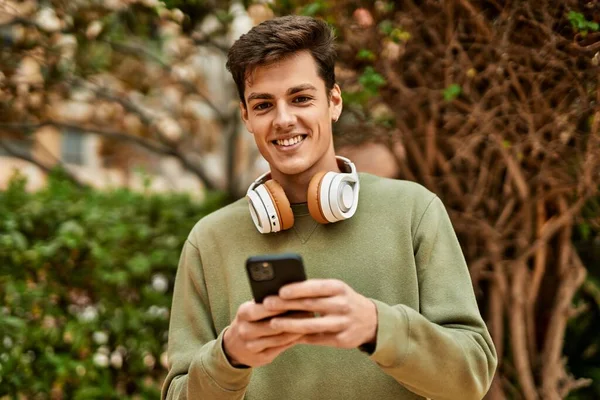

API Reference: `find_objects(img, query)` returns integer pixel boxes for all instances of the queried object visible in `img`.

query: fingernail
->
[270,318,280,329]
[264,297,276,308]
[280,288,290,297]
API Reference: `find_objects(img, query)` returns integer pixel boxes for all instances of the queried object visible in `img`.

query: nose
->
[273,102,296,130]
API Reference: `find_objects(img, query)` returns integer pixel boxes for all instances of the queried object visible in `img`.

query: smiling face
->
[240,51,343,183]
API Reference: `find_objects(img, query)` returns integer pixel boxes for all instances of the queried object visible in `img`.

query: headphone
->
[246,156,360,234]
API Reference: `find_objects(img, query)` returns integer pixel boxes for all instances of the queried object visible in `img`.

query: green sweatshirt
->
[162,173,497,400]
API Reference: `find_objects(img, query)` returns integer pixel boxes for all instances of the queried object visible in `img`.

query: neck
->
[270,152,341,204]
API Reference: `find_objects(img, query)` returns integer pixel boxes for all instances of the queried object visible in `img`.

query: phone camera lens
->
[251,262,274,281]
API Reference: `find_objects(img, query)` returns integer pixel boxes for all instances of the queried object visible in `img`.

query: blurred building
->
[0,125,206,195]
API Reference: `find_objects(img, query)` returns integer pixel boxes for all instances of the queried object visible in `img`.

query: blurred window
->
[62,130,84,165]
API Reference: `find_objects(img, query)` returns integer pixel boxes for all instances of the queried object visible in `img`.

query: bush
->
[0,171,226,398]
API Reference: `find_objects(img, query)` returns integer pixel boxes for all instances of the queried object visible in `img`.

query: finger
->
[264,296,349,315]
[236,318,283,340]
[270,315,348,334]
[279,279,347,300]
[257,341,297,365]
[298,332,356,349]
[247,332,303,353]
[237,301,290,322]
[237,311,314,340]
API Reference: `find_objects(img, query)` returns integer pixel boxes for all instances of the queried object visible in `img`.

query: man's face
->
[240,51,342,178]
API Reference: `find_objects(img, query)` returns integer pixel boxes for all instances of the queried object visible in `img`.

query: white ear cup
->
[318,172,337,222]
[246,190,271,234]
[320,172,359,222]
[328,174,358,221]
[255,185,281,232]
[247,184,283,234]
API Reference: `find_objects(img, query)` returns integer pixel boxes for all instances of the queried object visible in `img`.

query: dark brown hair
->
[226,15,336,107]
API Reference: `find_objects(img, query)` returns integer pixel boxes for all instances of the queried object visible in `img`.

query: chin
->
[272,158,313,177]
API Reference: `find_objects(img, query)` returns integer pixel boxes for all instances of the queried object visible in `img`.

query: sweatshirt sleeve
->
[161,240,252,399]
[367,196,497,400]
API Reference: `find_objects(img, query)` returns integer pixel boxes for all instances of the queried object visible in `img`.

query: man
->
[162,15,497,400]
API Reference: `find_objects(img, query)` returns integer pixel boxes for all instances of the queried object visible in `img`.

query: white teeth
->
[275,135,304,146]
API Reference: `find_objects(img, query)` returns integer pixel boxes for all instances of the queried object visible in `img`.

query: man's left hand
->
[263,279,378,349]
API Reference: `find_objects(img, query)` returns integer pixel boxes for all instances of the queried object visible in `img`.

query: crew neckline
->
[290,203,310,217]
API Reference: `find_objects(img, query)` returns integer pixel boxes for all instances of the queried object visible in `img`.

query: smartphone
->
[246,253,307,303]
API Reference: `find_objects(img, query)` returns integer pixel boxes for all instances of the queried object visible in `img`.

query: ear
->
[329,83,343,122]
[239,101,253,134]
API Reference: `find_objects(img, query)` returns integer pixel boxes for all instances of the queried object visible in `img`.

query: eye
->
[253,102,271,111]
[293,96,312,104]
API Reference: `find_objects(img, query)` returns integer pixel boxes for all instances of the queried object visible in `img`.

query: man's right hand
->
[223,300,304,368]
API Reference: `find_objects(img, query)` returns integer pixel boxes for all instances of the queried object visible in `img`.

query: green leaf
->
[301,2,322,16]
[567,10,598,32]
[443,84,462,101]
[127,253,152,277]
[83,42,113,72]
[379,2,395,13]
[359,66,387,95]
[568,11,585,29]
[0,316,27,330]
[579,222,591,241]
[215,9,234,24]
[378,20,393,35]
[341,90,370,106]
[390,28,411,43]
[357,49,376,62]
[6,232,28,251]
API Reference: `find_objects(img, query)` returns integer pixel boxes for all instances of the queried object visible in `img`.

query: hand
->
[263,279,378,349]
[223,301,304,368]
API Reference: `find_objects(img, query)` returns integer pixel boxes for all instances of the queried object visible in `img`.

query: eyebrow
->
[247,84,318,103]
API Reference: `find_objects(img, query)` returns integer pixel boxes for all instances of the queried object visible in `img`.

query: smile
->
[272,134,307,147]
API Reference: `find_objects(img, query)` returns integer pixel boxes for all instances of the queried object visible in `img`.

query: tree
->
[272,0,600,398]
[0,0,271,199]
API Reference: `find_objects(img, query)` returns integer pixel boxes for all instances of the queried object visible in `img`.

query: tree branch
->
[100,39,226,122]
[0,121,219,191]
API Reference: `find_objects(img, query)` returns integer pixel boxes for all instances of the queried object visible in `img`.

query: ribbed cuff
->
[191,327,252,392]
[367,299,411,367]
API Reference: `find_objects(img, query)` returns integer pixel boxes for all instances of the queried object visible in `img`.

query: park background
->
[1,0,599,399]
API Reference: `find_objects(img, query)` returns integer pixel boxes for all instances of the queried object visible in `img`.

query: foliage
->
[356,49,376,62]
[300,1,325,17]
[442,84,462,102]
[358,66,387,97]
[568,11,600,36]
[0,171,226,398]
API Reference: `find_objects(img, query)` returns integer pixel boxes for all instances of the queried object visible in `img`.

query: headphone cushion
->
[307,171,330,224]
[264,180,294,230]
